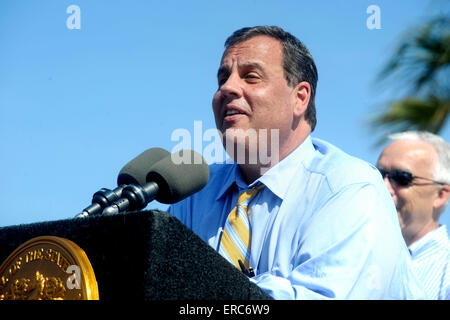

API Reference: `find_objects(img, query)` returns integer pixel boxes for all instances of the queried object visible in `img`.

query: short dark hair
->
[224,26,318,131]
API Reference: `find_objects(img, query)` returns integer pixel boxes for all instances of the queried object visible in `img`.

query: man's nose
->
[219,73,242,100]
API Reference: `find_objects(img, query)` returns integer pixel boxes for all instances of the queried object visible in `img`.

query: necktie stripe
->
[237,206,250,224]
[236,207,251,230]
[224,218,249,253]
[218,184,264,270]
[220,229,247,266]
[229,205,250,231]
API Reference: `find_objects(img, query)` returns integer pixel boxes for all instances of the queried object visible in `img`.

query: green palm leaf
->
[377,16,450,94]
[371,96,450,144]
[370,14,450,144]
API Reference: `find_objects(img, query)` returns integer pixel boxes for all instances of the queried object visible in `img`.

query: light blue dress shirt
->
[168,136,427,299]
[408,225,449,300]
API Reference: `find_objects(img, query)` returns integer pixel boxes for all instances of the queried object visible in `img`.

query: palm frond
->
[370,96,450,144]
[376,15,450,94]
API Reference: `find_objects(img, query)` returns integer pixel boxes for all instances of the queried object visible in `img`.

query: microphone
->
[102,150,209,216]
[75,147,170,218]
[117,147,170,186]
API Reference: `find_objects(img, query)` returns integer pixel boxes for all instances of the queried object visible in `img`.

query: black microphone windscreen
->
[146,150,210,204]
[117,147,170,186]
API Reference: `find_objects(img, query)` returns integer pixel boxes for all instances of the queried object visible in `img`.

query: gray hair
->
[388,131,450,185]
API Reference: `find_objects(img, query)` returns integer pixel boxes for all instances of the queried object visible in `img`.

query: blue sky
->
[1,0,449,233]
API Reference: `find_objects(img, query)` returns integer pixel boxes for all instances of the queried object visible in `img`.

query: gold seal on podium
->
[0,236,99,300]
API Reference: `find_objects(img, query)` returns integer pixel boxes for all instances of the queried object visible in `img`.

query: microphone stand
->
[75,185,126,218]
[102,182,160,216]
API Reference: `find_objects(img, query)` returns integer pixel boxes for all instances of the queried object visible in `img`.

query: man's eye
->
[245,73,260,81]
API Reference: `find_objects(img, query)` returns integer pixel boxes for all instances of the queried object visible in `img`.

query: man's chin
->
[222,127,254,140]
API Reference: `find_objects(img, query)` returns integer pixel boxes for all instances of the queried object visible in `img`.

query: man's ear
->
[433,184,450,210]
[293,81,311,118]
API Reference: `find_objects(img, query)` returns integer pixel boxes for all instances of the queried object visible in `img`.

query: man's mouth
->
[223,105,247,119]
[225,109,245,116]
[224,109,247,124]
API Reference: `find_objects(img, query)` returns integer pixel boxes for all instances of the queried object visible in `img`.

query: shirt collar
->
[408,225,450,258]
[214,163,240,201]
[214,135,316,201]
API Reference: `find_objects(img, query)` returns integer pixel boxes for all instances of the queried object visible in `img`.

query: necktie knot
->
[236,184,264,206]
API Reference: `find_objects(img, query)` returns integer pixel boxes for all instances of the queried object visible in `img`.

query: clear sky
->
[1,0,449,233]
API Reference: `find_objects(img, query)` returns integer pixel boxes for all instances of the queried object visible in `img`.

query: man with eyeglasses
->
[377,131,450,299]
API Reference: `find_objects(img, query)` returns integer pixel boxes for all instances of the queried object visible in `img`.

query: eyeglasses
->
[377,168,447,187]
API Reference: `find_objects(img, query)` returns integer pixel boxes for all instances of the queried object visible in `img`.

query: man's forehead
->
[389,139,435,155]
[220,35,283,66]
[382,140,437,170]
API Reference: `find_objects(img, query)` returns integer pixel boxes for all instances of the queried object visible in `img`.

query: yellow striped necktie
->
[218,184,264,270]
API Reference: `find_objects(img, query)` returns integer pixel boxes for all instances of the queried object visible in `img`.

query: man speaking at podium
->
[168,26,426,299]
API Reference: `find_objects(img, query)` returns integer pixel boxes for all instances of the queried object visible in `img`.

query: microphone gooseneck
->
[75,185,125,218]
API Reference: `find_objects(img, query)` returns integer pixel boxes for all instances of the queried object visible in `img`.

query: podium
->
[0,210,272,300]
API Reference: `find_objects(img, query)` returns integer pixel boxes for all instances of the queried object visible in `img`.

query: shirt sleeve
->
[250,183,425,299]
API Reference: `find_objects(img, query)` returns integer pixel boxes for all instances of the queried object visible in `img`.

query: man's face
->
[212,35,300,160]
[376,140,441,243]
